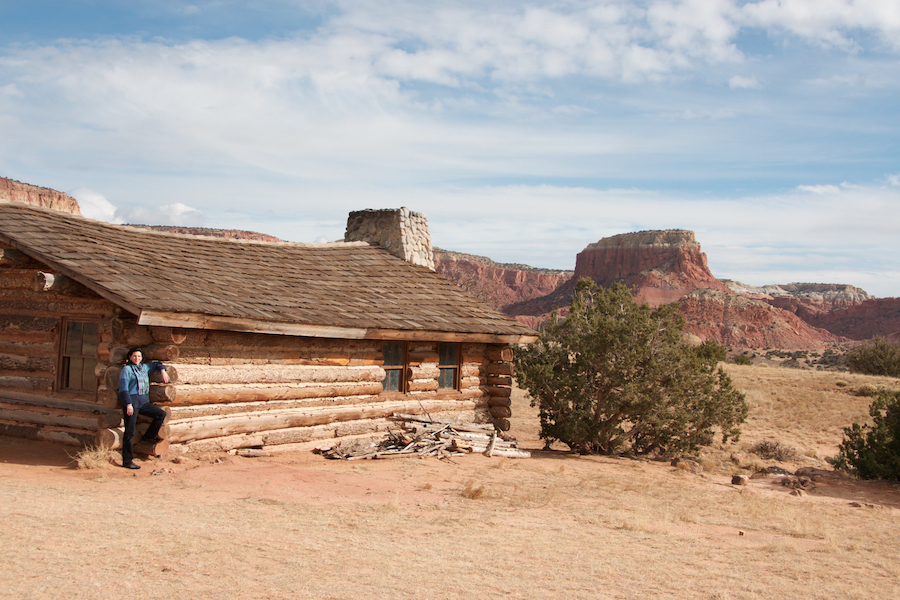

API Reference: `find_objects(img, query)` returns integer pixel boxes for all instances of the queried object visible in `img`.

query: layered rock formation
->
[434,249,572,312]
[679,289,846,348]
[0,177,81,215]
[803,298,900,341]
[573,230,731,306]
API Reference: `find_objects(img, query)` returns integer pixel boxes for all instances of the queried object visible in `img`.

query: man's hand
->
[126,404,133,416]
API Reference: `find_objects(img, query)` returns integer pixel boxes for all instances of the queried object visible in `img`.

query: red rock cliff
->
[0,177,81,215]
[434,248,572,311]
[803,298,900,341]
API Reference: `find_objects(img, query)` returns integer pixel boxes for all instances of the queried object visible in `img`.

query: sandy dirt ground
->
[2,375,900,600]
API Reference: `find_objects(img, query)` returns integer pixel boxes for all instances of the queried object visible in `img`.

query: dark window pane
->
[81,358,97,391]
[65,321,82,355]
[68,356,84,390]
[81,323,99,355]
[383,341,403,366]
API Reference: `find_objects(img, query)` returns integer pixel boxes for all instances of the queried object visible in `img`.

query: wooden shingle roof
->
[0,201,537,343]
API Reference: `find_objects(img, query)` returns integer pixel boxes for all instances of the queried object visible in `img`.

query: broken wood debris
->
[317,414,531,460]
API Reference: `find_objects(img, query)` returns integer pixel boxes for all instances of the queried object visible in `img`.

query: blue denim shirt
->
[118,362,166,409]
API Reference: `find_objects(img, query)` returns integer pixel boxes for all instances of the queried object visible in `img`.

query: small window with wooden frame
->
[438,342,460,390]
[382,341,407,393]
[59,319,99,393]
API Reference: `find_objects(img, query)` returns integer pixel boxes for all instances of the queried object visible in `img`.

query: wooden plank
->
[138,311,538,344]
[138,310,369,339]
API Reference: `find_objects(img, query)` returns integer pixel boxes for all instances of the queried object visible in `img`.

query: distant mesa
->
[573,229,730,306]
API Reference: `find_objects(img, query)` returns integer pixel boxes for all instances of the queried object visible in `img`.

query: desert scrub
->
[514,279,748,456]
[856,383,881,397]
[847,339,900,377]
[834,390,900,480]
[749,440,797,461]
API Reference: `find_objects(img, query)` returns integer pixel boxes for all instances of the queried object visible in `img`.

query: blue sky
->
[1,1,898,296]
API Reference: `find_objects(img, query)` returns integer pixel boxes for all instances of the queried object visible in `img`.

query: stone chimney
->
[344,207,435,270]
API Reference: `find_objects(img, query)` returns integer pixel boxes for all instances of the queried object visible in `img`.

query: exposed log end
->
[32,271,71,293]
[485,347,514,362]
[486,362,514,376]
[150,326,188,345]
[492,418,511,431]
[150,385,177,403]
[489,406,512,419]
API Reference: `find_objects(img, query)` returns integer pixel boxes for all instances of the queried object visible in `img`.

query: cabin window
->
[60,320,99,392]
[438,342,460,390]
[382,341,407,392]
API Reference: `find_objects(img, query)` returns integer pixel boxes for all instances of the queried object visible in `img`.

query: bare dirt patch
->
[3,367,900,599]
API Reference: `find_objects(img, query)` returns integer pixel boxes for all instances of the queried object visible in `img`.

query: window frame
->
[57,317,100,394]
[437,342,461,391]
[381,340,408,393]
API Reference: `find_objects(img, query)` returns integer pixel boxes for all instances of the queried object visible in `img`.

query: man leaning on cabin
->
[118,348,169,469]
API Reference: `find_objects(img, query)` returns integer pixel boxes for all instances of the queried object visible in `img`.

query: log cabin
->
[0,193,536,455]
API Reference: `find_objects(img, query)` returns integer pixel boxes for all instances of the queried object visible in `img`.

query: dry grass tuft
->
[70,443,115,470]
[461,479,484,500]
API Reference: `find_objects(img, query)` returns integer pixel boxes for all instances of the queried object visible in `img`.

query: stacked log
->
[0,390,120,447]
[484,345,515,430]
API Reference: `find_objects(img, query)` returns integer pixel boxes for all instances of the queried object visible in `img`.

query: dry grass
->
[2,365,900,600]
[714,364,897,466]
[70,442,115,470]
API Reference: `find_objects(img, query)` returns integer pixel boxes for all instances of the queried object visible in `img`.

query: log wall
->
[1,241,518,451]
[0,242,120,445]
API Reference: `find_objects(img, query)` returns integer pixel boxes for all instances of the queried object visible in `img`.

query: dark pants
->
[122,398,167,465]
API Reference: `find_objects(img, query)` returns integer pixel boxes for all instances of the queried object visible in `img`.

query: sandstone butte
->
[4,175,897,349]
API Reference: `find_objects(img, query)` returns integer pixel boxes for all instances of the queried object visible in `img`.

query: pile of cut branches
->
[318,414,531,460]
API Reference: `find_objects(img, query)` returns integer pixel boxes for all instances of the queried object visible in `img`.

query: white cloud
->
[729,75,760,89]
[68,187,123,223]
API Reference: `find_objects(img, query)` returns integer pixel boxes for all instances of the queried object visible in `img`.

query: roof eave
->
[138,310,537,344]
